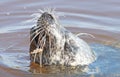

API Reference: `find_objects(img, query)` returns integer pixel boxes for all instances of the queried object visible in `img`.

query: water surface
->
[0,0,120,77]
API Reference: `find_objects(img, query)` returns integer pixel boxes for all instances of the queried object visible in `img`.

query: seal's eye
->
[48,14,54,19]
[47,14,54,22]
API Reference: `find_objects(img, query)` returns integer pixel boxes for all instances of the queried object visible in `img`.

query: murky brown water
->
[0,0,120,77]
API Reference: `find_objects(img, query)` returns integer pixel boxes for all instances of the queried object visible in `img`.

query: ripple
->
[0,0,120,76]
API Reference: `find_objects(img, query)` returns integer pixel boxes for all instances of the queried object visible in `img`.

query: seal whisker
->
[43,8,48,12]
[30,27,44,37]
[38,33,46,47]
[33,52,37,62]
[39,36,46,66]
[38,9,44,14]
[48,33,52,57]
[33,25,43,30]
[39,52,42,67]
[52,8,56,13]
[30,29,44,45]
[76,33,95,38]
[31,29,44,39]
[31,13,41,17]
[30,29,43,37]
[49,8,52,13]
[45,8,49,13]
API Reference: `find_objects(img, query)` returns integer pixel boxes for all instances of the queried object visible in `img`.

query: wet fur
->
[30,9,96,66]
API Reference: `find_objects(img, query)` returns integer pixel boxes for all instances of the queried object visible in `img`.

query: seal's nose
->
[41,12,54,24]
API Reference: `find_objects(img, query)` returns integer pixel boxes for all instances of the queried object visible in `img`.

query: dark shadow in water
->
[29,62,88,74]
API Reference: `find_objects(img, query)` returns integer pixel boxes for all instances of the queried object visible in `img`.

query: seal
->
[30,9,96,67]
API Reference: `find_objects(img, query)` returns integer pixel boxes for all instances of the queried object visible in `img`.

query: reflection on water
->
[0,41,120,75]
[29,62,88,74]
[0,0,120,77]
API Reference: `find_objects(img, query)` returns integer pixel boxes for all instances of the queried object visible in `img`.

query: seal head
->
[30,10,96,66]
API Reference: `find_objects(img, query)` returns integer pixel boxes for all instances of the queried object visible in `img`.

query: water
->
[0,0,120,33]
[0,0,120,77]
